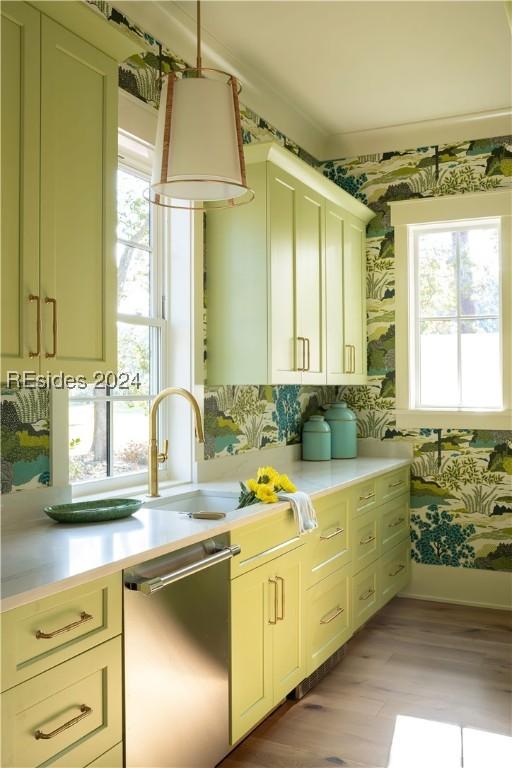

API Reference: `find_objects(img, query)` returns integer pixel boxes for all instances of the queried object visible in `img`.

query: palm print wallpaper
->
[3,2,512,575]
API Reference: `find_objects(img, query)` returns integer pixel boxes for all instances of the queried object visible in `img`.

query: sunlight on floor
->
[387,716,512,768]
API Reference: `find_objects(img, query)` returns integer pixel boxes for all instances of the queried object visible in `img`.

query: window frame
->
[70,140,170,495]
[392,189,512,430]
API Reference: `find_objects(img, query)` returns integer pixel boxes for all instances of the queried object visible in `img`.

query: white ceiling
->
[115,1,512,159]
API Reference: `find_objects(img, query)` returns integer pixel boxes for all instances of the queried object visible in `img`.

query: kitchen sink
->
[146,490,240,515]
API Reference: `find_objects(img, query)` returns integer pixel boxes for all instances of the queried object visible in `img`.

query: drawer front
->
[380,495,410,553]
[306,563,351,675]
[352,478,377,517]
[352,561,379,632]
[85,742,123,768]
[306,491,351,587]
[352,506,380,575]
[1,573,122,691]
[380,539,410,606]
[230,506,302,578]
[376,467,410,504]
[1,636,122,768]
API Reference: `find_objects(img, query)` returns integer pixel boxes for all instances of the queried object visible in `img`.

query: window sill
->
[395,409,512,430]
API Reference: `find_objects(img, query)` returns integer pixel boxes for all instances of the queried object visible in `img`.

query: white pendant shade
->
[150,74,251,204]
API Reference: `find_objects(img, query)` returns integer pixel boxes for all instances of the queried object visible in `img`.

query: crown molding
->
[113,0,327,159]
[323,108,512,160]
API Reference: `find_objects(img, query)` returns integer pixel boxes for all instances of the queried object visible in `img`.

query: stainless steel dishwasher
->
[123,535,240,768]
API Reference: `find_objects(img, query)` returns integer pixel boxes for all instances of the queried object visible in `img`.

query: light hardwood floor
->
[220,597,512,768]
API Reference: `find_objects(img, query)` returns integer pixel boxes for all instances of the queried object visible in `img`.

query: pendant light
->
[147,0,254,210]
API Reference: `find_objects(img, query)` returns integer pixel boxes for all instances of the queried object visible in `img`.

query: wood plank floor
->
[220,597,512,768]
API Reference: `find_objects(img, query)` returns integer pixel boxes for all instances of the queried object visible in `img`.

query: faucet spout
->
[148,387,204,497]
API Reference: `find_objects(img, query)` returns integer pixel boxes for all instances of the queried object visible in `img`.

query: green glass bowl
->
[43,498,142,524]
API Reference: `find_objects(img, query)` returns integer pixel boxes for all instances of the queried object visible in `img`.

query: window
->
[69,141,166,488]
[392,190,512,429]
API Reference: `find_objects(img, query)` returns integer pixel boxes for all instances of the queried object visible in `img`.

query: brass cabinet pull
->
[296,336,306,371]
[268,578,277,624]
[359,490,375,502]
[359,588,375,601]
[34,704,92,740]
[320,527,345,541]
[389,564,405,577]
[276,575,285,621]
[344,344,351,373]
[35,611,93,639]
[320,605,344,625]
[45,297,57,358]
[389,479,404,488]
[304,337,311,371]
[359,534,376,545]
[388,517,405,529]
[28,294,41,358]
[350,344,356,373]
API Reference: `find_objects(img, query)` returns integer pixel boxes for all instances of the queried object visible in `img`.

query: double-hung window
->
[392,190,512,429]
[69,133,167,491]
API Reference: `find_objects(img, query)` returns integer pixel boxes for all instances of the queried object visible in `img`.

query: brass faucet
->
[148,387,205,497]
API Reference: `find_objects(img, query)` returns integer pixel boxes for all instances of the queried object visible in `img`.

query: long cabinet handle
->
[388,517,405,529]
[359,534,376,546]
[304,337,311,371]
[345,344,356,373]
[359,588,375,601]
[268,578,278,624]
[389,479,404,488]
[34,704,92,740]
[296,336,306,372]
[320,527,345,541]
[45,297,57,358]
[28,294,41,358]
[389,564,405,577]
[35,611,93,639]
[320,606,344,625]
[359,491,375,502]
[276,575,285,621]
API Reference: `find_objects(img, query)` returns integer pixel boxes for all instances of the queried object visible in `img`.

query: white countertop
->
[0,457,410,612]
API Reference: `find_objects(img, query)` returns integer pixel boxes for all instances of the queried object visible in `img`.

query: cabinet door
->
[325,202,345,384]
[40,17,117,378]
[296,182,325,384]
[231,563,273,744]
[268,165,301,384]
[343,217,367,381]
[272,547,306,701]
[1,2,40,379]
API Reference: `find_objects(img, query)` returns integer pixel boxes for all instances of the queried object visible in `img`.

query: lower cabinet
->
[305,562,351,675]
[1,637,122,768]
[230,546,305,744]
[352,559,380,632]
[380,538,410,606]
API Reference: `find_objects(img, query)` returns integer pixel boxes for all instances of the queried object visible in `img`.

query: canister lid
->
[303,415,331,433]
[325,402,357,421]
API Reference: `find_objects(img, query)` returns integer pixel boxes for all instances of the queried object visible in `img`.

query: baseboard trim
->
[399,562,512,611]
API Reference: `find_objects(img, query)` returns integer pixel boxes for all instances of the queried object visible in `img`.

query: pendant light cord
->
[196,0,202,70]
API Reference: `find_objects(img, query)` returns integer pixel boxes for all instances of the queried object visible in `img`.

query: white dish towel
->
[278,491,318,534]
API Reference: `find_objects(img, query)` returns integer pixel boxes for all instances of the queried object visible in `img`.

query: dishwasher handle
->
[130,544,241,595]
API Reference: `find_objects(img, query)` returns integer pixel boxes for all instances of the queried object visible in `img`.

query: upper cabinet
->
[206,142,374,386]
[1,1,142,382]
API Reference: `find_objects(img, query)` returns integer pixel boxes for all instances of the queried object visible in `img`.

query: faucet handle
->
[157,439,169,464]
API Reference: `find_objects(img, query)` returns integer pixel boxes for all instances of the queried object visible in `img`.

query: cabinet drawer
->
[230,506,302,578]
[376,467,410,504]
[306,491,351,587]
[306,563,351,675]
[352,561,380,632]
[1,573,122,691]
[351,478,377,517]
[1,636,122,768]
[352,506,379,575]
[380,539,410,606]
[380,495,410,553]
[85,742,123,768]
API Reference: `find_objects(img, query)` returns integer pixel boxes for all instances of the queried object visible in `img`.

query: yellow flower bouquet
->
[237,466,297,509]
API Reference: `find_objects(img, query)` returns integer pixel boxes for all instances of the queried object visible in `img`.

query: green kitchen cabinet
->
[1,2,40,381]
[230,546,305,744]
[325,200,368,385]
[0,1,141,382]
[206,142,373,385]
